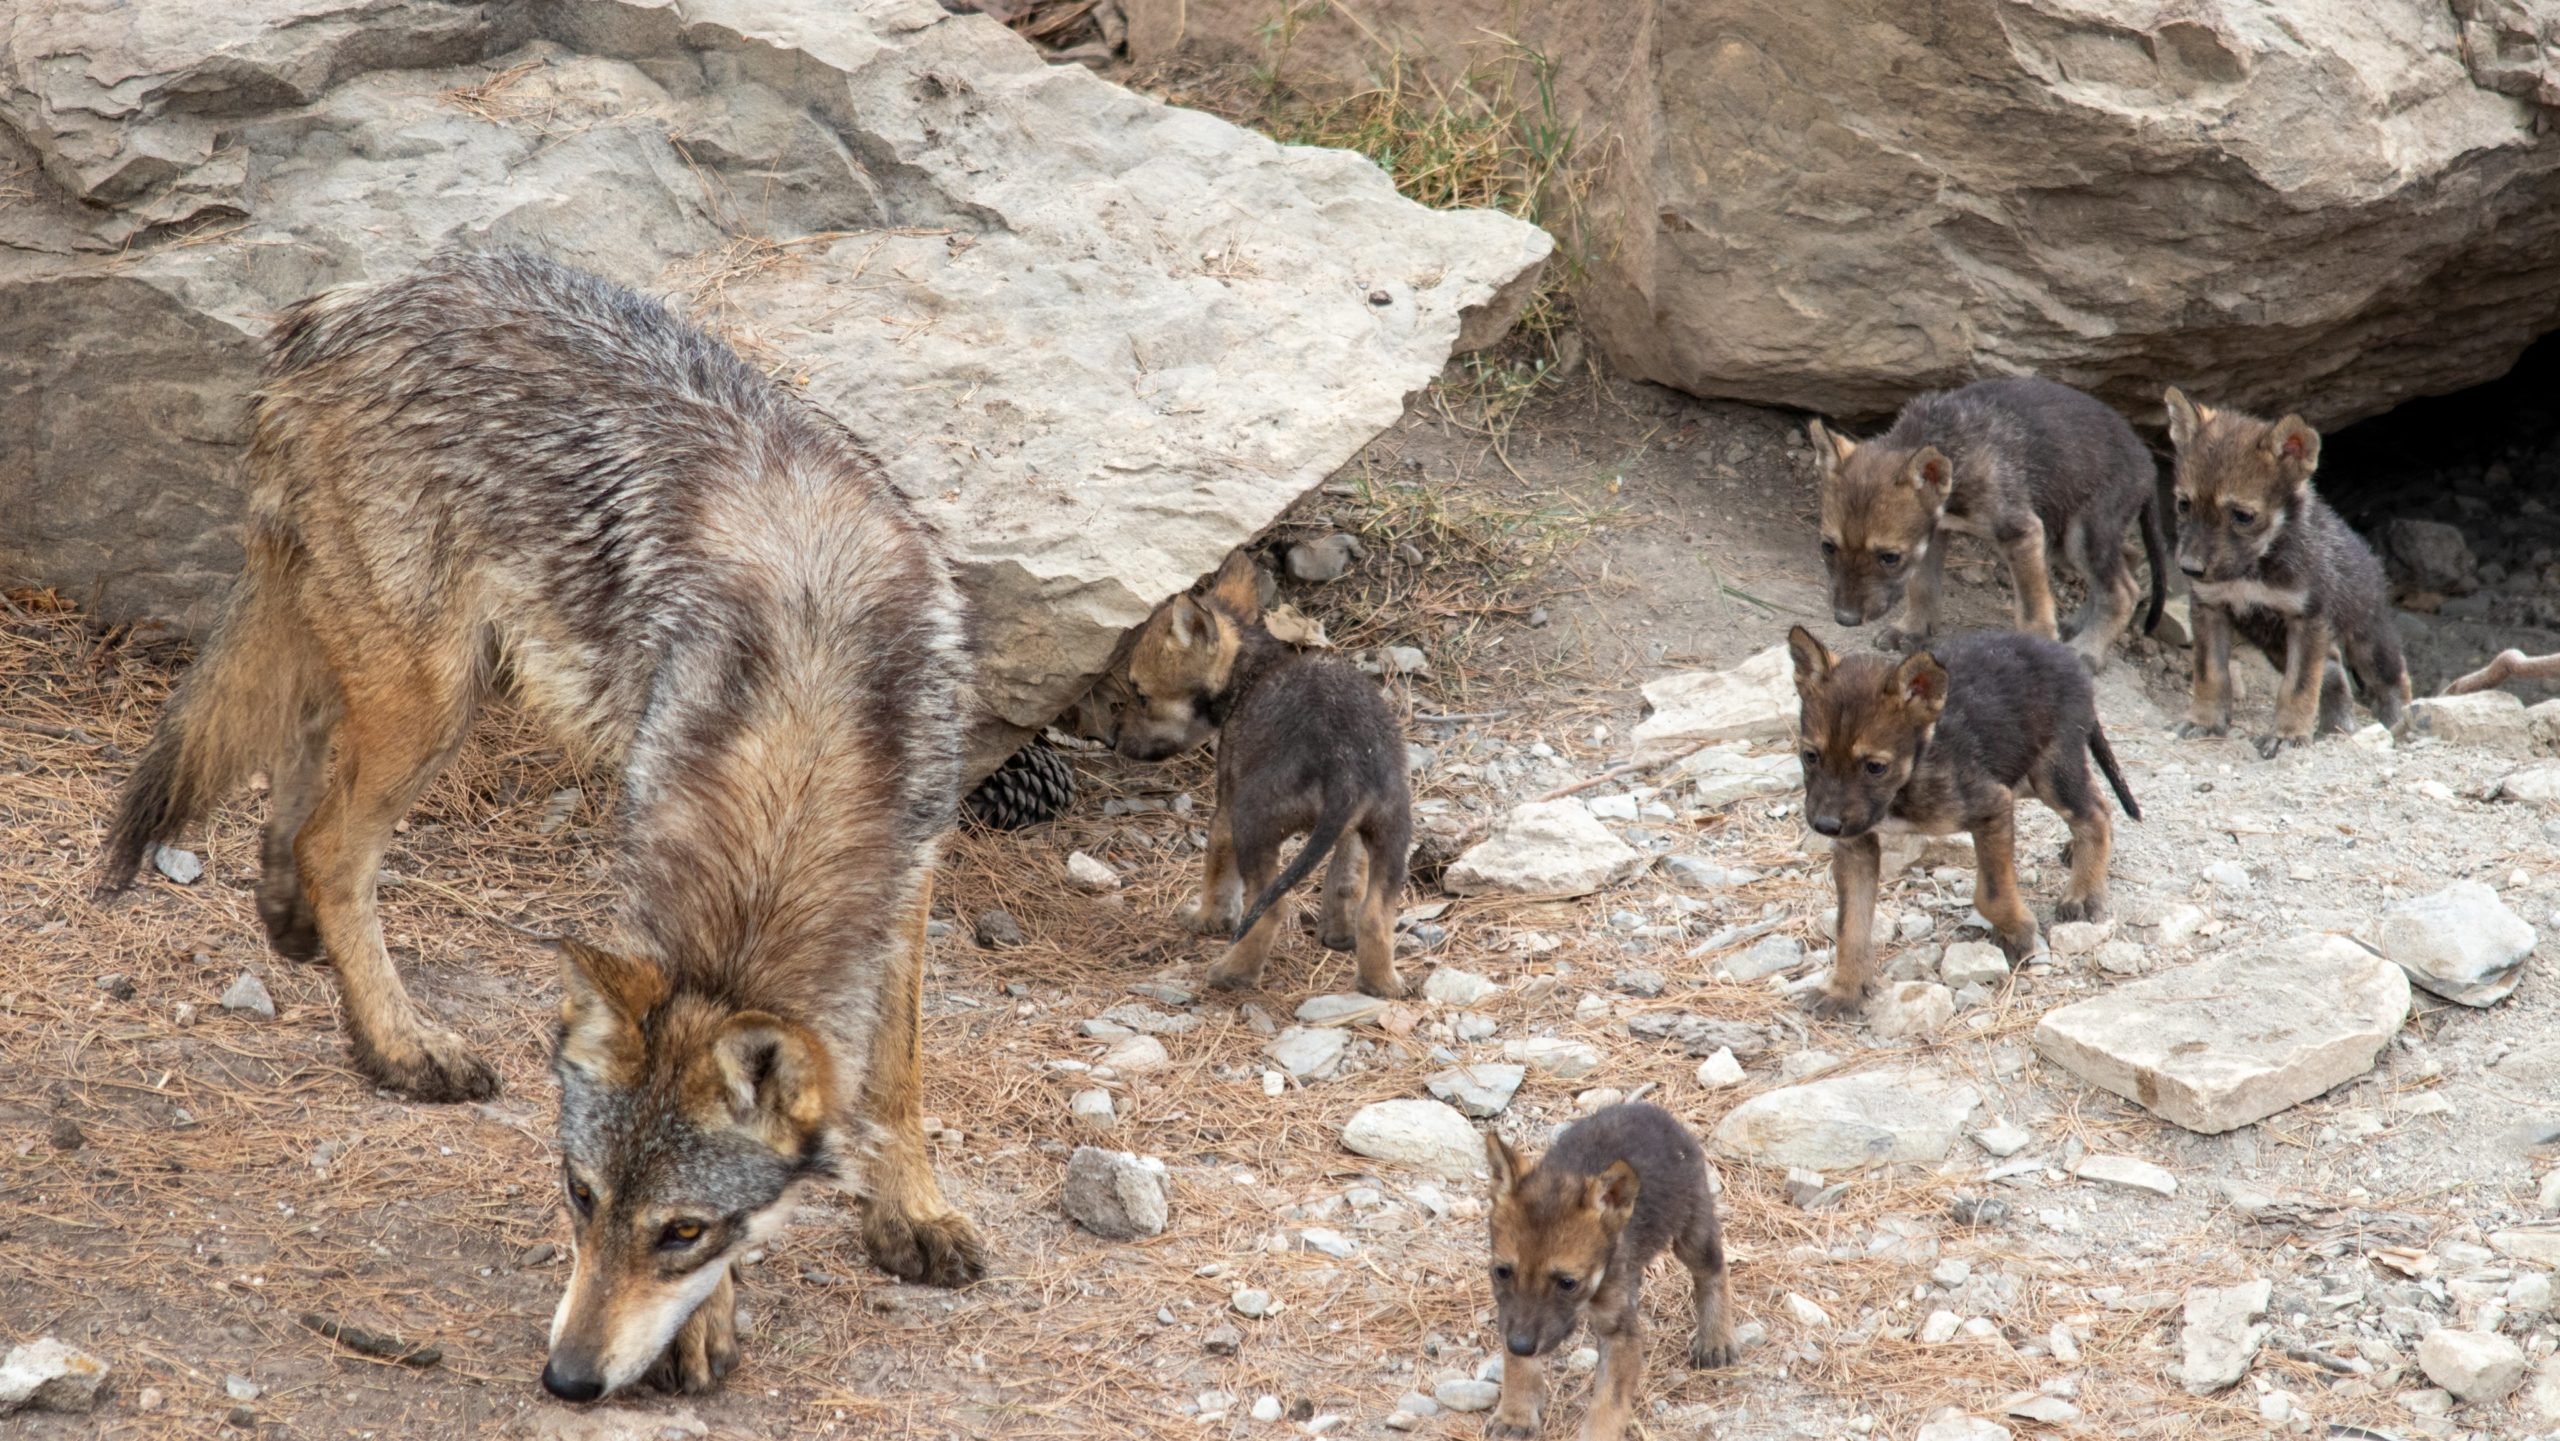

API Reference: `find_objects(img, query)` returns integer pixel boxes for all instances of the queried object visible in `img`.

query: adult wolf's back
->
[100,251,984,1391]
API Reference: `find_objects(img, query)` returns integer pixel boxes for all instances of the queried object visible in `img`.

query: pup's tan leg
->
[645,1265,739,1394]
[1316,833,1364,953]
[1351,858,1408,999]
[2002,517,2059,640]
[2055,803,2112,924]
[1674,1200,1736,1368]
[1486,1347,1545,1440]
[1967,802,2041,961]
[1204,848,1285,992]
[2070,563,2140,674]
[2180,602,2233,738]
[855,882,986,1287]
[1177,809,1243,936]
[2261,615,2330,756]
[1581,1304,1645,1441]
[1809,832,1879,1017]
[1883,538,1948,652]
[296,652,495,1101]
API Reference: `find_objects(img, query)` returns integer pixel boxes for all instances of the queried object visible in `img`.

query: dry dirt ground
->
[7,373,2560,1441]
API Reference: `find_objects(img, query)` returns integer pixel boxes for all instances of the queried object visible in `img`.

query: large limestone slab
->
[1711,1066,1979,1170]
[2033,934,2411,1135]
[1632,645,1797,763]
[0,0,1550,782]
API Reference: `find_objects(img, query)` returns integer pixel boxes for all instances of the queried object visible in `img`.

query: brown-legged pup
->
[2162,388,2411,757]
[1484,1102,1736,1441]
[1789,624,2140,1017]
[1810,376,2167,672]
[1112,551,1412,998]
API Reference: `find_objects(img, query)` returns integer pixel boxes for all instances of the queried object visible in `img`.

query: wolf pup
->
[2162,388,2410,756]
[98,250,983,1399]
[1484,1103,1736,1441]
[1810,376,2167,672]
[1112,551,1411,999]
[1788,624,2140,1016]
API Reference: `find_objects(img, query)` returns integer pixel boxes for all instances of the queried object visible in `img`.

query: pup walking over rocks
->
[1112,551,1412,998]
[1810,376,2167,672]
[1484,1102,1736,1441]
[1789,624,2140,1016]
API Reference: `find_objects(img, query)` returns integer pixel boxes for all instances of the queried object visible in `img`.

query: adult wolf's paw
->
[862,1204,987,1289]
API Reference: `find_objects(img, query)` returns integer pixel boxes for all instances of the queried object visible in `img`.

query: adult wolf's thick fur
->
[99,249,984,1396]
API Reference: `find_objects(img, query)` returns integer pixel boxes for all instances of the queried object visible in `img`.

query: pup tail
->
[2137,490,2169,637]
[2087,723,2141,822]
[1230,799,1360,944]
[100,523,327,891]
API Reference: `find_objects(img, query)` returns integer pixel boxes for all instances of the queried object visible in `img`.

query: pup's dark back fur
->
[1220,640,1412,936]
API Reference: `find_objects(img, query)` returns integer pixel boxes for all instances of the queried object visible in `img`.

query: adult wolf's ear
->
[555,938,667,1082]
[707,1013,832,1147]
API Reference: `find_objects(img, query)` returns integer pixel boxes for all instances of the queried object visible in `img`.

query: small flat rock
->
[973,909,1026,948]
[1503,1037,1601,1079]
[2498,765,2560,804]
[2179,1280,2271,1394]
[152,845,203,884]
[1069,1089,1116,1132]
[1938,942,2010,989]
[1099,1035,1171,1075]
[1712,1067,1980,1169]
[1433,1379,1500,1413]
[1696,1048,1746,1088]
[1724,934,1803,981]
[1585,793,1638,821]
[95,973,133,1001]
[1230,1289,1276,1319]
[1061,1147,1168,1240]
[1248,1394,1284,1422]
[220,973,276,1020]
[225,1375,260,1402]
[1287,533,1361,582]
[2202,860,2252,893]
[1444,799,1648,898]
[2032,934,2409,1134]
[1913,1416,2011,1441]
[1868,981,1953,1039]
[0,1338,110,1415]
[1970,1122,2033,1158]
[1919,1310,1962,1343]
[1266,1027,1349,1081]
[2418,1328,2527,1404]
[2148,903,2209,947]
[529,1406,710,1441]
[2002,1394,2079,1423]
[1296,994,1386,1026]
[2048,920,2111,956]
[1381,645,1430,677]
[2075,1153,2177,1197]
[1299,1227,1356,1259]
[1782,1292,1831,1327]
[1204,1325,1242,1355]
[1098,1002,1201,1035]
[1421,968,1498,1006]
[1664,854,1766,886]
[2404,690,2531,750]
[2092,940,2146,976]
[1065,851,1120,893]
[2377,880,2535,1006]
[1632,645,1797,761]
[1341,1099,1484,1180]
[1426,1063,1525,1118]
[2491,1227,2560,1265]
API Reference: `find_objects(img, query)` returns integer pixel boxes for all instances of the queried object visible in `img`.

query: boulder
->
[1444,799,1648,898]
[2388,519,2480,593]
[2376,880,2536,1006]
[1341,1099,1484,1180]
[1711,1066,1979,1169]
[1125,0,2560,427]
[0,0,1550,784]
[2032,934,2410,1134]
[1631,646,1798,762]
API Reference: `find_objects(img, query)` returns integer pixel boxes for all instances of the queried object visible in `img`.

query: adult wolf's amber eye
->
[658,1220,705,1250]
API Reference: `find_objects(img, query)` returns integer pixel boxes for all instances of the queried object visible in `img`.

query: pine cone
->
[963,738,1076,830]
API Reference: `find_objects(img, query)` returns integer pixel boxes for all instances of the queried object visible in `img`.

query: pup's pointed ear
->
[1907,446,1952,497]
[1787,625,1834,691]
[2162,386,2202,452]
[1208,550,1265,622]
[1891,650,1949,725]
[708,1013,831,1147]
[1584,1161,1640,1227]
[555,938,667,1082]
[2268,414,2321,490]
[1808,419,1855,470]
[1485,1133,1525,1200]
[1161,595,1205,650]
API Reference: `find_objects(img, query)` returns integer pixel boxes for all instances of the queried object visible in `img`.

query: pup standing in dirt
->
[99,250,983,1399]
[1810,376,2167,671]
[2162,387,2411,755]
[1483,1103,1736,1441]
[1112,551,1412,998]
[1788,624,2140,1016]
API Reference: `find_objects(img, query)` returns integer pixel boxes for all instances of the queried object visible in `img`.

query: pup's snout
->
[540,1359,604,1404]
[1507,1332,1540,1358]
[2178,561,2205,579]
[1831,605,1864,628]
[1810,814,1844,837]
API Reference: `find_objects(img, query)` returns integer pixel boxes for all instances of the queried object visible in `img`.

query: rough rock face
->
[1128,0,2560,426]
[0,0,1550,783]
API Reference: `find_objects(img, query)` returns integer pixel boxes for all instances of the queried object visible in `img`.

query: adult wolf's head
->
[541,940,838,1401]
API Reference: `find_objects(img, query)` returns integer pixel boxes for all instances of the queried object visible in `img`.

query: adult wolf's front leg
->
[857,883,987,1287]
